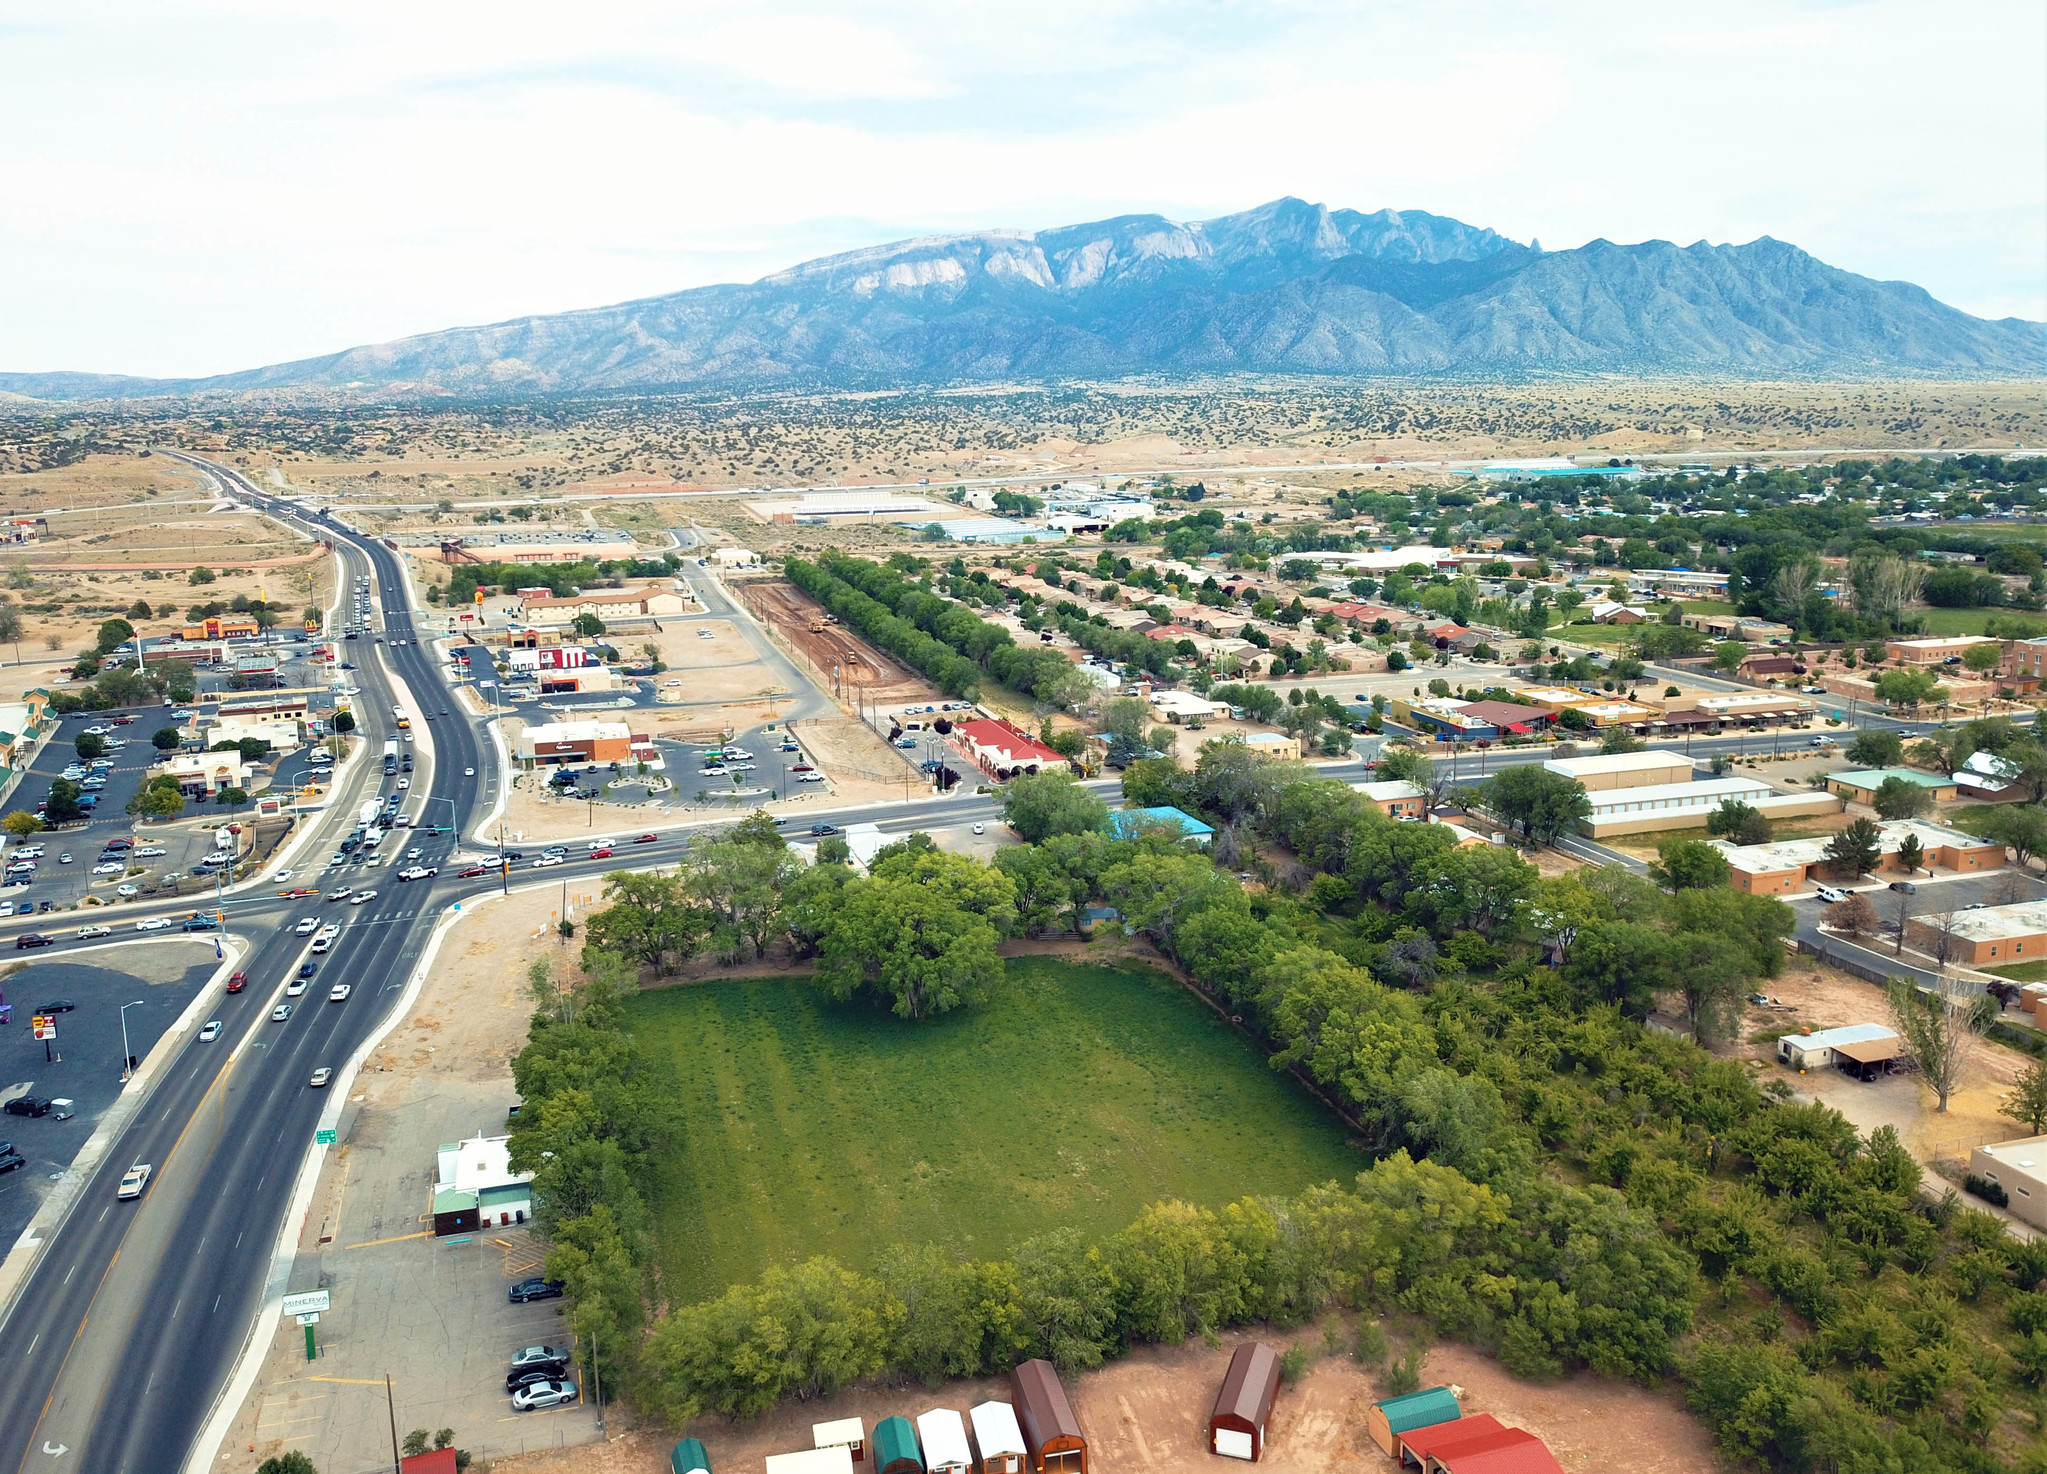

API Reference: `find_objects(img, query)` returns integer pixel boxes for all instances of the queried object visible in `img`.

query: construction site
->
[729,577,942,713]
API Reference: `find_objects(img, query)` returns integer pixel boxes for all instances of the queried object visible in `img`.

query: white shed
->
[769,1450,854,1474]
[968,1402,1026,1474]
[917,1410,972,1474]
[813,1418,867,1463]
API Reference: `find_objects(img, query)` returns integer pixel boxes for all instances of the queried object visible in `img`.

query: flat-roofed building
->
[1827,768,1959,805]
[1541,749,1694,791]
[1355,779,1428,818]
[1714,818,2003,894]
[1578,776,1837,838]
[1669,692,1814,724]
[1906,900,2047,967]
[1885,635,1999,667]
[513,719,633,766]
[1971,1136,2047,1230]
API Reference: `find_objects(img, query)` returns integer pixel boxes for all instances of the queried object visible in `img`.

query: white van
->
[1815,884,1852,904]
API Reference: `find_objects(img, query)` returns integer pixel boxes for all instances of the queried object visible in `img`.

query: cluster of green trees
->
[441,553,683,605]
[47,661,192,713]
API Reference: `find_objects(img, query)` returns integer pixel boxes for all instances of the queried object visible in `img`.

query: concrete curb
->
[0,935,248,1335]
[182,887,494,1474]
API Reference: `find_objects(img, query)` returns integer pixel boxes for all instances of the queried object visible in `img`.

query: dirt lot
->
[735,580,941,710]
[648,618,788,705]
[496,1321,1717,1474]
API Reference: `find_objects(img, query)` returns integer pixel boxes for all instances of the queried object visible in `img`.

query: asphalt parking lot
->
[1791,867,2047,935]
[0,944,219,1245]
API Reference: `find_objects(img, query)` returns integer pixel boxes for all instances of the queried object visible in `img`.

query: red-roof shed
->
[1396,1414,1504,1467]
[1429,1428,1563,1474]
[1207,1342,1282,1461]
[1009,1360,1085,1474]
[400,1451,460,1474]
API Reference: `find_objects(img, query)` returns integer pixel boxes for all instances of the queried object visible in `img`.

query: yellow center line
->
[343,1229,433,1250]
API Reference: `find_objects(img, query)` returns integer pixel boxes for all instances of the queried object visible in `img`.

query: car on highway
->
[271,1002,293,1021]
[285,974,309,996]
[294,917,319,935]
[14,934,54,950]
[531,856,562,869]
[512,1380,576,1411]
[351,889,379,904]
[463,766,474,777]
[587,848,612,860]
[398,866,437,882]
[4,1097,51,1118]
[396,778,409,789]
[326,888,351,903]
[329,983,352,1002]
[457,865,488,879]
[227,970,248,993]
[283,886,318,898]
[635,833,659,844]
[810,824,838,836]
[309,1066,332,1088]
[116,1164,152,1200]
[199,1020,223,1042]
[181,916,218,932]
[75,924,111,940]
[310,932,335,953]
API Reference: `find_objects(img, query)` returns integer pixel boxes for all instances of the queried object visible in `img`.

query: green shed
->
[1365,1386,1460,1457]
[873,1416,924,1474]
[671,1438,711,1474]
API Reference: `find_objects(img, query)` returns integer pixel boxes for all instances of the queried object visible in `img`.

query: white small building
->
[969,1403,1027,1474]
[431,1133,534,1233]
[917,1410,972,1474]
[158,751,253,797]
[841,822,893,872]
[207,716,301,754]
[1777,1024,1899,1072]
[812,1419,866,1463]
[1149,690,1224,723]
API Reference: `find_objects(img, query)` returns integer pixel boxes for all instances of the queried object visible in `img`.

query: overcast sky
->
[3,0,2042,378]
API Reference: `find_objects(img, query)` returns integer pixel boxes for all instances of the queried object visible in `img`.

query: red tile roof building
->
[956,718,1070,779]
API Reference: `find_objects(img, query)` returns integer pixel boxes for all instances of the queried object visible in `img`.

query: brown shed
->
[1208,1342,1282,1461]
[1009,1360,1086,1474]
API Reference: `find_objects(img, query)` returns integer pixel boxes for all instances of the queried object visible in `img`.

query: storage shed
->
[1396,1415,1503,1469]
[1208,1342,1282,1461]
[874,1415,925,1474]
[1010,1360,1087,1474]
[768,1451,853,1474]
[1366,1387,1461,1457]
[1430,1428,1563,1474]
[814,1419,867,1463]
[670,1437,711,1474]
[917,1410,972,1474]
[969,1401,1026,1474]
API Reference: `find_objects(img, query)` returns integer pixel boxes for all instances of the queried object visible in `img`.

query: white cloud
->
[0,0,2037,376]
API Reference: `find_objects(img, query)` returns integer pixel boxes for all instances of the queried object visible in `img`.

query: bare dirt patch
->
[495,1324,1717,1474]
[733,579,942,710]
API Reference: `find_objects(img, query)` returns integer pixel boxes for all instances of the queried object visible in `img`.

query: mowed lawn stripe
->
[629,958,1365,1304]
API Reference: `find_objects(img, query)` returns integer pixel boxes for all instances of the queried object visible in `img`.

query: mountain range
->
[6,198,2041,400]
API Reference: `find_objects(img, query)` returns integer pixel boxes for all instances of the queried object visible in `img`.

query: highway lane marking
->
[211,1295,219,1314]
[59,1265,72,1287]
[23,1334,35,1358]
[343,1229,430,1250]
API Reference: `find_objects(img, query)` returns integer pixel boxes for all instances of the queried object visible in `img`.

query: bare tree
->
[1920,905,1963,975]
[1850,552,1926,624]
[1887,975,1994,1114]
[1771,557,1821,617]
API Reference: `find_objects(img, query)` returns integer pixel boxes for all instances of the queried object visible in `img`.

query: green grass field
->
[626,958,1365,1303]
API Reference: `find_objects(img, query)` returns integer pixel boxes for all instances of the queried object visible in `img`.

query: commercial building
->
[1885,635,1999,667]
[1389,697,1551,741]
[746,491,949,524]
[1714,818,2003,894]
[1906,900,2047,967]
[956,718,1069,779]
[1148,690,1224,724]
[158,751,252,797]
[1355,779,1428,818]
[1668,692,1814,724]
[1826,768,1959,805]
[514,719,633,766]
[207,716,301,754]
[1970,1136,2047,1231]
[430,1134,533,1235]
[1207,1342,1282,1462]
[1578,775,1835,838]
[1542,749,1695,791]
[1240,731,1302,761]
[180,614,261,641]
[516,584,694,623]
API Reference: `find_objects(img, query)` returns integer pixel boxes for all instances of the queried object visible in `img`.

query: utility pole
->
[385,1374,401,1474]
[592,1330,604,1435]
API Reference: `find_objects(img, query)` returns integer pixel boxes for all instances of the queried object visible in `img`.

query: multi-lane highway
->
[0,455,2016,1471]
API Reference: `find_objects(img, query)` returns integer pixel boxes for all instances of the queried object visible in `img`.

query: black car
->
[505,1365,563,1394]
[810,824,838,837]
[14,935,54,950]
[297,962,317,979]
[0,1153,24,1176]
[507,1276,565,1304]
[181,917,218,932]
[33,1000,75,1013]
[4,1097,51,1118]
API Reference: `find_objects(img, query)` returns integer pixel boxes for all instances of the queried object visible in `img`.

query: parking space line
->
[343,1229,432,1250]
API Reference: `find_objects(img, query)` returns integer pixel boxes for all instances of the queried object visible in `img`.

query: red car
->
[633,834,659,844]
[588,848,613,860]
[226,971,247,993]
[281,887,318,898]
[458,866,487,879]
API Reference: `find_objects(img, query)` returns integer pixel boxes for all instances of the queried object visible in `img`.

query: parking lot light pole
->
[119,998,144,1080]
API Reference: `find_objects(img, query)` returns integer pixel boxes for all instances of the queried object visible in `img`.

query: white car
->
[135,916,172,932]
[532,856,563,869]
[318,925,339,942]
[134,847,166,857]
[310,934,334,953]
[512,1380,576,1412]
[398,866,437,882]
[198,1020,223,1042]
[115,884,138,899]
[700,765,728,777]
[972,823,985,835]
[90,862,123,877]
[350,889,378,904]
[75,924,111,940]
[397,778,409,790]
[117,1164,153,1199]
[463,767,474,777]
[329,983,352,1002]
[295,917,319,934]
[798,772,825,783]
[286,977,308,996]
[271,1002,293,1021]
[274,869,294,882]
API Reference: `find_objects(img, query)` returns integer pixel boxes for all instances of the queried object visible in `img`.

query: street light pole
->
[119,999,144,1080]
